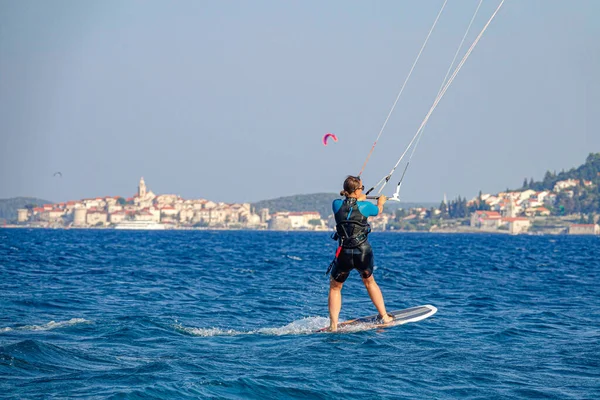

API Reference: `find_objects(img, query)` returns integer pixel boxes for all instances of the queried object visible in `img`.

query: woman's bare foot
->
[379,313,394,324]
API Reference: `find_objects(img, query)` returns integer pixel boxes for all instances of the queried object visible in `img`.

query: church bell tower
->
[138,177,147,198]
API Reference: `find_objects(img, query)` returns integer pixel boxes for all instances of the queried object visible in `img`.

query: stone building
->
[17,209,29,222]
[470,211,502,229]
[73,208,87,226]
[503,217,531,234]
[87,211,107,226]
[268,213,292,230]
[569,224,600,235]
[109,211,127,224]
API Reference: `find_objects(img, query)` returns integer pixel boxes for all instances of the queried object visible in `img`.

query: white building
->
[155,194,179,205]
[203,200,217,209]
[17,209,29,222]
[268,213,293,230]
[87,211,108,226]
[48,209,65,221]
[179,209,195,223]
[193,209,211,225]
[518,190,536,202]
[470,211,502,229]
[288,212,321,229]
[502,217,531,234]
[160,205,179,217]
[259,208,270,223]
[108,204,123,214]
[210,206,229,225]
[109,211,127,224]
[245,213,262,226]
[82,199,102,209]
[569,224,599,235]
[134,211,155,221]
[73,208,87,226]
[554,179,579,192]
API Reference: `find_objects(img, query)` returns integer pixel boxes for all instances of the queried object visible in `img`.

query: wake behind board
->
[317,305,437,333]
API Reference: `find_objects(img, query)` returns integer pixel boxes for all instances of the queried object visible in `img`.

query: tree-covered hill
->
[251,193,436,218]
[0,197,52,223]
[521,152,600,215]
[522,153,600,191]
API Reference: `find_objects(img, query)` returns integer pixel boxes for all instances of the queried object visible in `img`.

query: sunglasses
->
[357,185,365,191]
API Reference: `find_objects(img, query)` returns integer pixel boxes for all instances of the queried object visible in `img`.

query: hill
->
[0,197,53,223]
[522,153,600,192]
[251,193,437,218]
[521,152,600,215]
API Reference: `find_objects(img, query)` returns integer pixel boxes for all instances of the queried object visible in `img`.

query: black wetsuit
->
[330,198,378,283]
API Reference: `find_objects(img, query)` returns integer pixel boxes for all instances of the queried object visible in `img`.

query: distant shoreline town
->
[12,178,328,231]
[7,176,600,235]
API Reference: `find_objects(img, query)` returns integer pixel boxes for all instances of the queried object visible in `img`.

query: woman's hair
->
[340,175,362,197]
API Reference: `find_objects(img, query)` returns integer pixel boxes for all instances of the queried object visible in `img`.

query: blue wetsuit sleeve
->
[358,201,379,217]
[332,199,343,214]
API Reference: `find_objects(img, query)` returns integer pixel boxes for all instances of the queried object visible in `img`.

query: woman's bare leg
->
[362,275,393,323]
[328,278,344,331]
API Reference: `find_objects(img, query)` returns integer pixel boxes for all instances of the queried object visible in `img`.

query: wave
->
[1,318,90,333]
[176,314,425,337]
[176,316,330,337]
[175,325,246,337]
[256,317,329,335]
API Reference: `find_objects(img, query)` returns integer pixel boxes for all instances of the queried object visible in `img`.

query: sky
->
[1,0,599,204]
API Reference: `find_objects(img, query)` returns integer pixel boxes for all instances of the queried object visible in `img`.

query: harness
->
[325,198,372,276]
[333,198,372,249]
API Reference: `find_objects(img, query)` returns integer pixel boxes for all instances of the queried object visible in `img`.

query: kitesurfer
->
[328,175,392,331]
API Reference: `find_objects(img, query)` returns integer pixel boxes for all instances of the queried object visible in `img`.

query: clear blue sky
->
[1,0,598,203]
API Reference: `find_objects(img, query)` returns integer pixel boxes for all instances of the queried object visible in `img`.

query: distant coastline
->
[2,153,599,235]
[3,180,598,235]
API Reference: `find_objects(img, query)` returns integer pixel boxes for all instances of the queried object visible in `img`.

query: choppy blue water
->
[1,229,599,399]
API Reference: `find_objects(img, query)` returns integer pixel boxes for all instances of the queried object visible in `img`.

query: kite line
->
[361,0,506,199]
[358,0,448,178]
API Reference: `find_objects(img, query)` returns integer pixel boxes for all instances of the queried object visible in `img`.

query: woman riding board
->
[329,175,393,331]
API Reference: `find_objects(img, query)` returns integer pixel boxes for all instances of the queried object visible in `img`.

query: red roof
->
[503,217,529,222]
[475,211,501,218]
[475,210,497,215]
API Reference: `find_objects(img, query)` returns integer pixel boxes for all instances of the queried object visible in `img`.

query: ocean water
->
[1,229,599,399]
